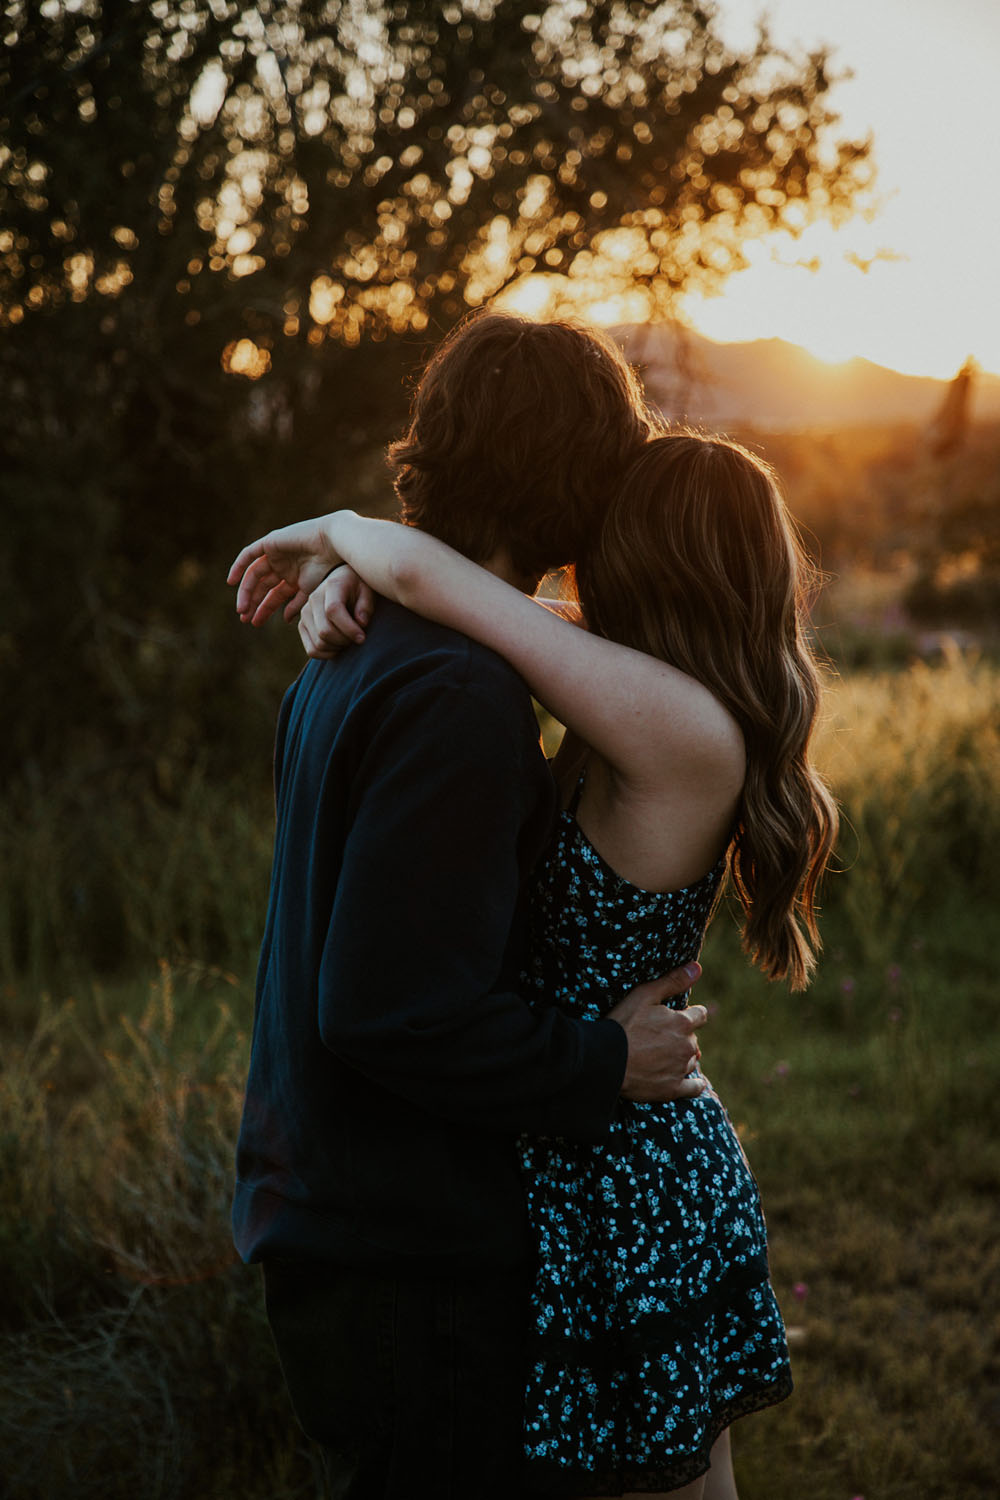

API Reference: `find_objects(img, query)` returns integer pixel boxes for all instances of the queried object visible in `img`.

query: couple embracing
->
[228,312,836,1500]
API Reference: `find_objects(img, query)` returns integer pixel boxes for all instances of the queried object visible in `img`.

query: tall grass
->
[4,651,995,989]
[0,965,321,1499]
[815,647,1000,957]
[1,655,998,1498]
[0,764,273,987]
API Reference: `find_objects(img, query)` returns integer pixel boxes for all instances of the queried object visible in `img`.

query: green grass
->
[0,764,272,987]
[1,654,998,1498]
[0,964,318,1499]
[700,902,1000,1500]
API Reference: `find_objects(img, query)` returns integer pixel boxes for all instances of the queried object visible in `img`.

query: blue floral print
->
[518,800,793,1495]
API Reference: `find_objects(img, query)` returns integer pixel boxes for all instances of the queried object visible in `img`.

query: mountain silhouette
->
[612,325,1000,431]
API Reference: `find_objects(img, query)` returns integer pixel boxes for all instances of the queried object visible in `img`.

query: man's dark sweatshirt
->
[232,599,629,1273]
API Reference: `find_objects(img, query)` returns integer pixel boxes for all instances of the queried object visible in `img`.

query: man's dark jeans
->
[263,1260,532,1500]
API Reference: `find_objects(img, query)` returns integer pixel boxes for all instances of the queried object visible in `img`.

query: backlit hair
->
[576,432,837,990]
[389,311,654,579]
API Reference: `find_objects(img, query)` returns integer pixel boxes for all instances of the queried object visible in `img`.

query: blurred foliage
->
[0,0,871,787]
[738,419,1000,646]
[2,0,870,332]
[902,420,1000,627]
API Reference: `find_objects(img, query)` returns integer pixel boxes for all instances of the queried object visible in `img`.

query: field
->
[1,652,998,1499]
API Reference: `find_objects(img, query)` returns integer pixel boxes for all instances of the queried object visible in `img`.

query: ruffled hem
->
[522,1370,794,1496]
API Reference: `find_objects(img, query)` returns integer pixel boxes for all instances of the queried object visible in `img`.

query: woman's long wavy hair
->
[576,433,838,990]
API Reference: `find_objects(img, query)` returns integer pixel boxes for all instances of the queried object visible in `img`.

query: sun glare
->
[677,220,994,379]
[494,0,1000,383]
[498,211,995,382]
[502,275,553,319]
[499,272,657,330]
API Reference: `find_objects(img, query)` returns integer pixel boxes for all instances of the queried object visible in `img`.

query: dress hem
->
[523,1370,794,1497]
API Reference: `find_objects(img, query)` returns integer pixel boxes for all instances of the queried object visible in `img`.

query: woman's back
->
[555,715,745,897]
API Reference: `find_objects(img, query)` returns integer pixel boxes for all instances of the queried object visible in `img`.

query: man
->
[229,313,708,1499]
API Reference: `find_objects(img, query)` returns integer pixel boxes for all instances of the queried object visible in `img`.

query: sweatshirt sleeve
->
[316,672,628,1141]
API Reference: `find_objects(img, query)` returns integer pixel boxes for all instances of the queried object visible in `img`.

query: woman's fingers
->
[233,540,371,652]
[232,539,311,623]
[297,569,370,650]
[235,555,280,620]
[297,591,353,657]
[297,610,319,658]
[248,579,296,626]
[282,589,310,623]
[297,601,334,659]
[321,589,367,646]
[354,579,376,628]
[227,538,266,587]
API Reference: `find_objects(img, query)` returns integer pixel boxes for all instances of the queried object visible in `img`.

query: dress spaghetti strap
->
[566,770,586,817]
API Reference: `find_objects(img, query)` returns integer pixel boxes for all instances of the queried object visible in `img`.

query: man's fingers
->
[666,959,701,992]
[686,1004,708,1030]
[635,961,702,1007]
[628,1072,708,1103]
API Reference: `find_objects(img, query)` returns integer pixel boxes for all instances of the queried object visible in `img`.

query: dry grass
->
[1,655,998,1498]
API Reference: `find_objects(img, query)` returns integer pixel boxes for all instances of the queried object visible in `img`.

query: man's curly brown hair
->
[388,311,655,580]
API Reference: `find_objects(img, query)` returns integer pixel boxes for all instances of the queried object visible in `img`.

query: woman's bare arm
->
[278,512,743,794]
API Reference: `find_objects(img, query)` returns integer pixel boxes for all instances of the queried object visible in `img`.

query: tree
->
[3,0,870,335]
[904,411,1000,631]
[1,0,872,783]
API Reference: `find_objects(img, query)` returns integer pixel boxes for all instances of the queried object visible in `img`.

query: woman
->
[229,432,837,1498]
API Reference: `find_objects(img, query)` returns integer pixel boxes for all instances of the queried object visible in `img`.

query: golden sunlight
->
[496,0,1000,383]
[677,221,993,379]
[498,210,996,382]
[221,337,271,379]
[697,0,1000,381]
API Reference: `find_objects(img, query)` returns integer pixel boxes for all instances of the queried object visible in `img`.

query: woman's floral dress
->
[518,792,793,1495]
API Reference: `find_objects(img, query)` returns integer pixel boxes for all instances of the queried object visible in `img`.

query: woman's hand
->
[227,517,344,626]
[298,567,377,657]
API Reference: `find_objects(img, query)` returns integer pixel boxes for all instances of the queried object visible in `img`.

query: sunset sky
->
[684,0,1000,379]
[509,0,1000,381]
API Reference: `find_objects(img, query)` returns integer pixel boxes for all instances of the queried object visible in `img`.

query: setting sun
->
[680,215,992,378]
[689,0,1000,379]
[503,0,1000,383]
